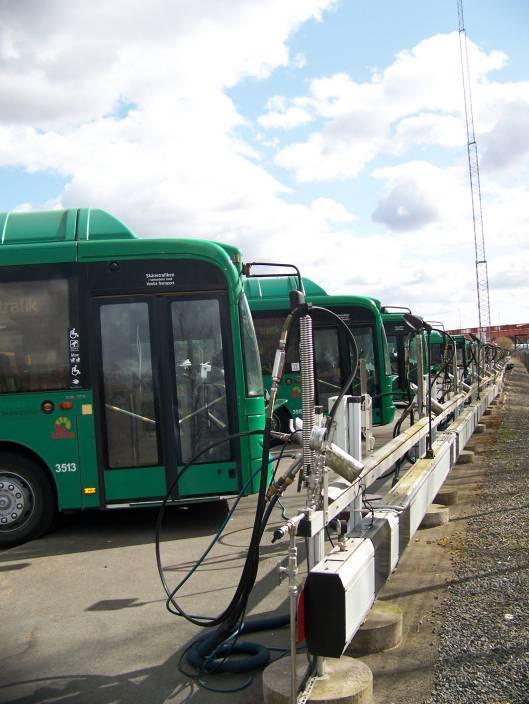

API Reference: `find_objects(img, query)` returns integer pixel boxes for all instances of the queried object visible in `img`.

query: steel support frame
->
[302,370,504,658]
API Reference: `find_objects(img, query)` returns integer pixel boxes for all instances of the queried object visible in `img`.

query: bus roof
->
[452,334,469,346]
[245,276,380,319]
[382,311,408,324]
[244,276,327,301]
[0,208,246,289]
[430,330,447,345]
[0,208,136,244]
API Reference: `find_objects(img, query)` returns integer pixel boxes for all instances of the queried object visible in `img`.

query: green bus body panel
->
[77,239,242,294]
[104,468,166,501]
[0,208,267,516]
[0,242,78,266]
[246,278,394,426]
[75,391,100,509]
[0,390,90,511]
[177,464,240,497]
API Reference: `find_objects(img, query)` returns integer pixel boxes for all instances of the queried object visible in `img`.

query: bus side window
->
[0,279,69,394]
[0,354,16,393]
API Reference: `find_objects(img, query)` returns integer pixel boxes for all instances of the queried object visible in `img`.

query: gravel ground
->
[425,360,529,704]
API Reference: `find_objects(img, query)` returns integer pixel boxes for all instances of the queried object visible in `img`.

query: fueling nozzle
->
[310,427,364,483]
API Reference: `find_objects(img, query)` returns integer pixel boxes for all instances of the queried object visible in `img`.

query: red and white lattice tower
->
[457,0,492,340]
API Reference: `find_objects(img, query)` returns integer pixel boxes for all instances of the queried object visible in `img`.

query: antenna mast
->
[457,0,491,339]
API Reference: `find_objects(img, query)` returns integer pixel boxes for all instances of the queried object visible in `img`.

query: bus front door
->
[94,294,233,505]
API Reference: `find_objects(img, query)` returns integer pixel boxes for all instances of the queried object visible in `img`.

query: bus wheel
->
[0,454,56,548]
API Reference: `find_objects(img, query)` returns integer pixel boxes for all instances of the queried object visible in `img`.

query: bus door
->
[92,292,233,504]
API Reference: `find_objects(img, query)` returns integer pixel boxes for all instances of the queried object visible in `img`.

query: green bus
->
[382,309,424,404]
[244,277,395,430]
[0,209,265,548]
[453,333,473,383]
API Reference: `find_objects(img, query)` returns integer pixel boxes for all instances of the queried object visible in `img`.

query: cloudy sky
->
[1,0,528,328]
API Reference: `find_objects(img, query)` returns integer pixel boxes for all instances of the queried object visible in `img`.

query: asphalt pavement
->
[0,489,306,704]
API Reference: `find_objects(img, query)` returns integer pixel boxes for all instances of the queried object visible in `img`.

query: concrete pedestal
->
[262,655,372,704]
[456,450,475,464]
[434,487,459,506]
[474,423,486,434]
[346,601,403,655]
[420,503,449,528]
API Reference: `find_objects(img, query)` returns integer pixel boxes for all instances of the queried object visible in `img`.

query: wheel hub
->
[0,474,31,528]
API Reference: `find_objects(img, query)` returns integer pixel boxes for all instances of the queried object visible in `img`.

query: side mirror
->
[403,313,427,332]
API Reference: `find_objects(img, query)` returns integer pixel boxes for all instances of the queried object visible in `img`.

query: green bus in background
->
[453,333,474,383]
[0,209,265,547]
[245,277,395,431]
[382,309,423,404]
[429,329,450,372]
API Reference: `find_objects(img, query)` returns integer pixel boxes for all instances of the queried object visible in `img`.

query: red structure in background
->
[448,323,529,344]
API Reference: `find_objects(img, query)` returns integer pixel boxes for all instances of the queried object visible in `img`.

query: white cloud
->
[480,100,529,171]
[0,0,341,241]
[0,0,335,128]
[292,52,306,69]
[0,6,528,329]
[265,33,525,183]
[258,105,313,129]
[392,113,463,153]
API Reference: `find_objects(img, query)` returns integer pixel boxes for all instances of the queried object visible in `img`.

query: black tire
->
[0,454,56,549]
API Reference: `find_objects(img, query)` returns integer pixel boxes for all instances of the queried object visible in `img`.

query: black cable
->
[325,525,335,548]
[158,442,294,687]
[362,485,376,528]
[156,428,265,626]
[270,430,302,485]
[163,463,262,620]
[159,300,365,688]
[167,303,309,666]
[429,328,455,400]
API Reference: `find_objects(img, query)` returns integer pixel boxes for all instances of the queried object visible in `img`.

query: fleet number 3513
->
[55,463,77,472]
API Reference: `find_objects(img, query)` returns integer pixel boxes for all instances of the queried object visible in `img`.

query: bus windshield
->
[385,334,399,377]
[252,313,376,407]
[239,295,264,397]
[253,315,299,376]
